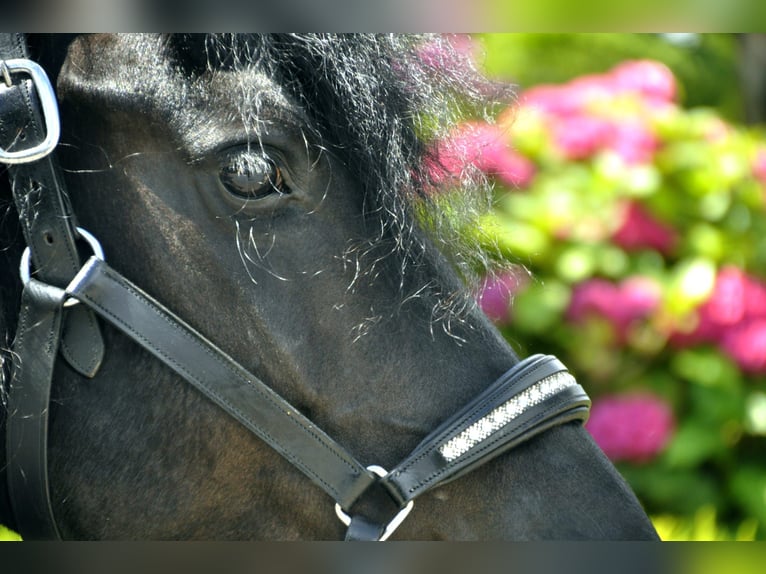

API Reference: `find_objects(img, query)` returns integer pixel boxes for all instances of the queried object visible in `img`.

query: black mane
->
[164,35,515,293]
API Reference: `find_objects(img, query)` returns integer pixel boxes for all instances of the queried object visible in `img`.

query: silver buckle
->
[334,465,415,541]
[0,58,61,164]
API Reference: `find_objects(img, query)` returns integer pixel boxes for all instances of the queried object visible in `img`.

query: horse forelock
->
[162,34,519,334]
[10,34,519,345]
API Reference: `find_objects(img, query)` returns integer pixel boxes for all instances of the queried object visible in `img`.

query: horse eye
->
[219,154,287,199]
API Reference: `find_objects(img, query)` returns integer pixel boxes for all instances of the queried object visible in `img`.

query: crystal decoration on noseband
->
[439,371,579,462]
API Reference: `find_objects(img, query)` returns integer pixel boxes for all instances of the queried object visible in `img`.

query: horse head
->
[0,34,659,539]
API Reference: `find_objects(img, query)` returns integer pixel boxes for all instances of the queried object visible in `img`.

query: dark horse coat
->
[0,34,659,540]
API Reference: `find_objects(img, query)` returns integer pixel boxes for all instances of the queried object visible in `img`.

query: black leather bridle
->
[0,33,591,541]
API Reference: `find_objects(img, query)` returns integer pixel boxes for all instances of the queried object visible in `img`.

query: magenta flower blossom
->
[492,150,537,187]
[611,201,677,255]
[477,272,525,324]
[567,278,619,322]
[721,319,766,375]
[566,276,661,340]
[520,60,676,122]
[672,267,766,374]
[670,266,749,347]
[585,393,675,463]
[521,84,582,117]
[433,122,536,187]
[703,266,750,326]
[752,148,766,184]
[552,114,614,160]
[416,34,478,82]
[609,60,677,104]
[607,120,658,165]
[566,74,620,107]
[521,73,618,118]
[672,266,766,346]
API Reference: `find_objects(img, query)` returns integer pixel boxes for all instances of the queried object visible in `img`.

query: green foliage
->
[652,505,758,541]
[456,34,766,540]
[476,34,743,121]
[0,524,22,541]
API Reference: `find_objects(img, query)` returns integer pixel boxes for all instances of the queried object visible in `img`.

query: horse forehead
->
[59,34,301,138]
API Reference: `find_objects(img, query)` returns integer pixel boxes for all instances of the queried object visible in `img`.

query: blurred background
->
[450,33,766,541]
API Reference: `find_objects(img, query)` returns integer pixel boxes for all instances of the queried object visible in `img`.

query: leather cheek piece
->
[6,279,65,540]
[0,33,104,378]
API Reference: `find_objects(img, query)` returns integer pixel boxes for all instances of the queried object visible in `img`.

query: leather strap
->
[0,32,104,378]
[66,257,590,539]
[6,279,64,540]
[381,355,590,505]
[66,256,378,511]
[344,515,387,541]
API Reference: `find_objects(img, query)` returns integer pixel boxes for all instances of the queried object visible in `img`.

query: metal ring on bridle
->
[0,60,12,87]
[20,227,105,308]
[334,465,415,541]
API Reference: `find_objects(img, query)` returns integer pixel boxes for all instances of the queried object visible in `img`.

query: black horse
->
[0,34,658,540]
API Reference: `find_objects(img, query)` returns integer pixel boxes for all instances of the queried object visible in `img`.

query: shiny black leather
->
[344,515,387,541]
[67,257,379,511]
[6,279,64,540]
[66,257,591,539]
[0,32,104,378]
[382,355,591,505]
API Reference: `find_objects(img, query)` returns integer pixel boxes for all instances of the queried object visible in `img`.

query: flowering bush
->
[585,393,675,462]
[437,51,766,539]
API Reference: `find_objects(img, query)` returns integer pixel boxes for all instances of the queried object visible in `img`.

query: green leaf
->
[671,348,741,389]
[745,392,766,436]
[686,223,727,261]
[663,419,727,469]
[619,464,722,515]
[652,505,759,541]
[730,466,766,526]
[554,245,598,283]
[510,280,570,335]
[0,524,22,541]
[687,383,746,427]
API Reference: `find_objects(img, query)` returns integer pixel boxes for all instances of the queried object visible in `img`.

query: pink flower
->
[752,148,766,184]
[567,276,661,339]
[721,319,766,375]
[586,393,675,463]
[417,34,477,79]
[567,278,619,322]
[620,276,663,320]
[433,122,536,187]
[566,74,620,107]
[607,120,658,165]
[703,266,749,326]
[611,201,677,255]
[521,74,619,118]
[744,273,766,319]
[477,272,525,324]
[670,266,766,354]
[490,149,537,187]
[551,114,614,160]
[609,60,677,104]
[521,85,582,117]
